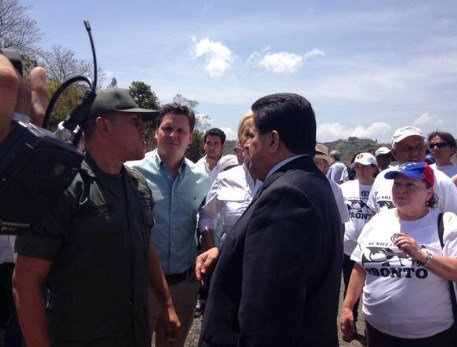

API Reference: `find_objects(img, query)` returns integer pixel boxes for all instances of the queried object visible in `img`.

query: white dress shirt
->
[199,163,263,244]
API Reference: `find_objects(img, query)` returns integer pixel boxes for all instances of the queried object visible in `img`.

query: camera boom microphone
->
[0,20,98,235]
[47,21,98,145]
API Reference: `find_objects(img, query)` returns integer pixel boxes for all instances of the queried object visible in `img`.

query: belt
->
[165,267,193,286]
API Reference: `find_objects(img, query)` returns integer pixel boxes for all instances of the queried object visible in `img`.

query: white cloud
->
[414,112,434,125]
[248,48,325,74]
[303,48,326,60]
[317,122,392,142]
[220,127,237,141]
[413,112,444,128]
[190,37,234,78]
[259,52,304,73]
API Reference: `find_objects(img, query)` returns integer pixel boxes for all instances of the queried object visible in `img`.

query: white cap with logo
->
[391,126,425,147]
[352,152,377,167]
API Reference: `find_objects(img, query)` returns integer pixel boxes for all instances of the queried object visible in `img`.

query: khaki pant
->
[149,278,199,347]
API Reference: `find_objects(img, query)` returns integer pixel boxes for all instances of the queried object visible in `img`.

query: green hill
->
[224,137,390,164]
[323,137,390,164]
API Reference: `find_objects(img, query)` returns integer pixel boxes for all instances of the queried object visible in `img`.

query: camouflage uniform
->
[16,156,154,347]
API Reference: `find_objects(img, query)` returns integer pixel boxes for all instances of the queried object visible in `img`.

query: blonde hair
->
[237,110,253,145]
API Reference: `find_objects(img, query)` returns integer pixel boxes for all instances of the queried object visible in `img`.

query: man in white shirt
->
[367,126,457,213]
[196,128,237,182]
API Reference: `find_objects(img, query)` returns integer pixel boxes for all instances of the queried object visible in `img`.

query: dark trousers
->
[0,262,24,347]
[366,321,456,347]
[342,254,359,321]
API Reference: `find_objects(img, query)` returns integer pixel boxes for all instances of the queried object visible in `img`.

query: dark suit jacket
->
[199,155,343,347]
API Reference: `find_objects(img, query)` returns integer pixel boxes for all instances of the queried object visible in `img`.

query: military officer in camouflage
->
[12,89,180,347]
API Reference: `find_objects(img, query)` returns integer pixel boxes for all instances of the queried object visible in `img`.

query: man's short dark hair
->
[251,93,316,154]
[427,131,457,148]
[330,150,341,161]
[157,103,196,132]
[204,128,226,144]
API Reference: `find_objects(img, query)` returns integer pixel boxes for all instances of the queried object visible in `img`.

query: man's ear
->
[152,129,159,145]
[391,148,398,161]
[269,130,280,153]
[96,117,110,135]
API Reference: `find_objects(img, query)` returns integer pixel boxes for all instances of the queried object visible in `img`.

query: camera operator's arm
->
[12,255,52,347]
[0,53,48,143]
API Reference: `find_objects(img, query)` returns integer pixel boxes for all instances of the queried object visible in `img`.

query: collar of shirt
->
[265,154,309,180]
[152,149,187,176]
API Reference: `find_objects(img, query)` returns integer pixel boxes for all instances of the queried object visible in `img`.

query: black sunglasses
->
[429,142,449,149]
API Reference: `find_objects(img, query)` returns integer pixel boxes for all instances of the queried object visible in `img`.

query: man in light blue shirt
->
[326,150,346,183]
[127,103,210,347]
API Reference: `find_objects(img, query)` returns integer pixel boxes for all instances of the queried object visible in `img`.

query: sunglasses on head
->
[429,142,449,149]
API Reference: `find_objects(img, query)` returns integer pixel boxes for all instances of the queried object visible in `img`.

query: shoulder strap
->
[438,212,445,248]
[437,212,457,327]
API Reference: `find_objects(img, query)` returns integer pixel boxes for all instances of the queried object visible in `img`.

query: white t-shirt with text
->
[352,208,457,338]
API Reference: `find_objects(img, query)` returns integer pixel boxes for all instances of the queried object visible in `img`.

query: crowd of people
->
[2,51,457,347]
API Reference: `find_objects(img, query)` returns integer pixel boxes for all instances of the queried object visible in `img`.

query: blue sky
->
[22,0,457,143]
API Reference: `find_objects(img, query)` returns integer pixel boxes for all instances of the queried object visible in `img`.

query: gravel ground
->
[183,287,366,347]
[0,284,365,347]
[185,317,366,347]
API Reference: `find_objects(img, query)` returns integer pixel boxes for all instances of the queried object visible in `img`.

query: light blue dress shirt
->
[127,149,211,275]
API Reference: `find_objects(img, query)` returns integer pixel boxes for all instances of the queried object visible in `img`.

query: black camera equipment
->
[0,21,97,234]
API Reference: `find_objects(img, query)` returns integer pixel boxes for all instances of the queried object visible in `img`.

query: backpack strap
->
[437,212,457,327]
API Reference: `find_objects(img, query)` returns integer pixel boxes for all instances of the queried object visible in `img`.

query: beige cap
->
[315,143,332,165]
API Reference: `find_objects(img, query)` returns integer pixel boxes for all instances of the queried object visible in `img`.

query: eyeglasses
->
[429,142,449,150]
[234,147,243,154]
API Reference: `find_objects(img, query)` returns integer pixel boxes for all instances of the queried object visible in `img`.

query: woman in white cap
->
[339,152,378,342]
[340,161,457,346]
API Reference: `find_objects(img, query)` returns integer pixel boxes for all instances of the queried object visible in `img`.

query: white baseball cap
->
[352,152,377,167]
[391,126,425,147]
[374,146,391,157]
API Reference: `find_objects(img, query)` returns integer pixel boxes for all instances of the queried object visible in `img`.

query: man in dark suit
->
[198,93,343,347]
